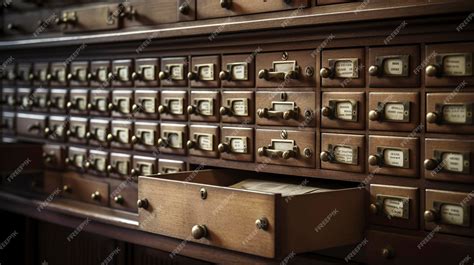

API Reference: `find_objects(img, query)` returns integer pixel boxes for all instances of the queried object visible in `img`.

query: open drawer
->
[137,169,364,258]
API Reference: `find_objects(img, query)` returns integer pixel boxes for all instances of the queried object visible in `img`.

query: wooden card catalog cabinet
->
[321,92,365,130]
[188,56,220,88]
[220,54,255,88]
[87,118,110,147]
[256,129,315,168]
[110,179,138,213]
[62,173,109,207]
[220,91,254,124]
[368,135,419,177]
[88,89,110,116]
[256,91,316,127]
[158,91,187,121]
[426,93,474,134]
[137,169,364,258]
[45,115,68,142]
[108,152,132,179]
[68,61,89,87]
[133,90,159,119]
[48,62,68,87]
[89,60,111,87]
[43,144,65,170]
[188,91,220,122]
[1,112,15,135]
[110,90,133,117]
[32,62,49,87]
[320,133,365,173]
[424,138,473,183]
[158,123,188,155]
[108,120,133,149]
[219,127,254,162]
[320,48,365,88]
[1,88,17,110]
[257,50,316,88]
[368,45,420,87]
[111,59,133,87]
[16,113,47,138]
[17,88,33,111]
[159,57,188,87]
[48,89,68,114]
[67,117,88,144]
[132,155,158,179]
[133,121,159,152]
[425,189,474,237]
[369,184,419,229]
[133,58,159,87]
[16,63,33,86]
[67,89,89,115]
[31,88,49,112]
[65,146,87,171]
[85,149,109,177]
[425,42,474,87]
[187,125,219,158]
[368,92,420,132]
[158,159,186,174]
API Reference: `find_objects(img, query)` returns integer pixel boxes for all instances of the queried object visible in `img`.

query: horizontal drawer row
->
[3,90,473,132]
[2,43,473,88]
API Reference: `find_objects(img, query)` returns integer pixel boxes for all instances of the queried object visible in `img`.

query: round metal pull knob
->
[158,105,167,114]
[91,191,101,201]
[191,224,208,239]
[381,247,394,259]
[63,185,71,192]
[158,71,169,80]
[106,133,115,142]
[106,164,115,173]
[369,203,380,215]
[137,198,149,209]
[368,65,380,76]
[131,104,142,113]
[217,143,229,153]
[220,0,232,9]
[424,159,438,170]
[84,161,92,169]
[66,101,75,110]
[114,195,124,204]
[282,150,293,159]
[321,106,332,117]
[368,155,380,166]
[424,209,438,222]
[187,105,197,114]
[255,217,269,230]
[131,135,140,144]
[131,72,141,81]
[178,2,190,14]
[319,67,332,79]
[425,64,440,77]
[319,151,331,162]
[219,106,231,116]
[219,70,231,81]
[131,168,140,176]
[187,140,196,149]
[368,110,381,121]
[85,131,94,140]
[187,71,198,80]
[157,138,167,147]
[426,112,439,124]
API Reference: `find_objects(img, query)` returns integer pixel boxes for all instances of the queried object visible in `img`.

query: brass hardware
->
[158,105,168,114]
[137,198,149,209]
[424,209,438,222]
[85,131,94,140]
[368,154,381,166]
[116,3,137,20]
[131,71,140,81]
[106,133,115,142]
[44,127,53,137]
[84,161,92,169]
[220,0,232,9]
[106,164,115,173]
[107,102,117,111]
[187,105,197,114]
[304,66,314,77]
[424,159,438,170]
[179,2,190,14]
[158,71,169,80]
[191,224,208,239]
[200,188,207,200]
[258,146,297,159]
[131,135,140,144]
[257,107,298,120]
[321,106,332,117]
[186,140,196,149]
[131,168,140,176]
[64,157,71,165]
[258,68,298,81]
[320,67,332,78]
[255,217,269,230]
[157,137,167,147]
[91,191,101,201]
[55,11,77,29]
[219,70,231,81]
[425,64,440,77]
[63,185,71,192]
[217,143,229,153]
[320,151,331,162]
[368,65,380,76]
[43,154,53,164]
[303,148,313,158]
[426,112,439,124]
[219,106,231,116]
[131,104,142,113]
[6,23,21,32]
[282,51,289,60]
[28,123,41,132]
[280,130,288,139]
[381,247,394,259]
[114,195,124,204]
[369,203,380,215]
[368,110,381,121]
[187,71,198,80]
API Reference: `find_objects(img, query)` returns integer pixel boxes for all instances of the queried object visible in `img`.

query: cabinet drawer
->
[133,58,159,87]
[4,11,41,36]
[89,89,111,116]
[48,62,68,87]
[426,92,474,134]
[368,135,419,177]
[43,144,66,170]
[256,91,315,127]
[320,48,365,88]
[424,189,474,237]
[1,88,16,111]
[110,90,133,118]
[68,89,89,115]
[89,60,111,87]
[110,180,138,213]
[256,129,315,168]
[67,117,88,144]
[31,88,49,112]
[108,120,133,150]
[424,138,473,183]
[86,149,108,177]
[188,91,220,122]
[220,54,255,88]
[16,113,47,138]
[220,91,254,124]
[187,125,219,158]
[88,118,110,147]
[45,115,68,142]
[16,63,33,86]
[62,173,109,207]
[17,88,33,111]
[188,56,220,88]
[1,112,15,135]
[58,3,121,33]
[133,90,159,120]
[49,89,68,114]
[368,92,420,132]
[158,91,188,121]
[257,50,316,88]
[197,0,310,19]
[158,123,188,155]
[321,92,365,129]
[158,159,186,174]
[111,59,133,87]
[65,146,87,171]
[108,152,132,179]
[69,61,90,87]
[368,45,420,88]
[32,62,49,87]
[369,184,419,229]
[133,121,159,152]
[1,64,16,86]
[159,57,188,87]
[219,127,254,162]
[132,155,159,179]
[320,133,365,173]
[425,42,474,87]
[138,169,364,258]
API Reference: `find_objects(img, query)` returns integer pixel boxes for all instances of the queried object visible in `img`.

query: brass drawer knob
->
[369,203,380,215]
[368,65,380,76]
[158,71,169,80]
[137,198,149,209]
[191,224,208,239]
[219,106,231,116]
[187,71,198,81]
[179,2,190,14]
[220,0,232,9]
[425,64,440,77]
[321,106,333,117]
[131,135,141,144]
[424,209,438,222]
[319,67,332,79]
[157,137,168,147]
[219,70,231,81]
[63,185,71,192]
[131,103,143,113]
[255,217,269,230]
[187,105,197,114]
[85,131,94,140]
[84,161,92,169]
[114,195,124,204]
[217,143,229,153]
[131,168,140,176]
[158,105,168,114]
[107,164,115,173]
[106,133,115,142]
[426,112,439,124]
[381,247,394,259]
[368,154,381,166]
[424,159,439,170]
[319,151,332,162]
[187,140,196,149]
[368,110,381,121]
[91,191,101,201]
[44,127,53,137]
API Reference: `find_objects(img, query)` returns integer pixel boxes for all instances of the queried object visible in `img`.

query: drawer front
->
[159,57,188,87]
[43,144,65,170]
[67,117,88,144]
[17,88,33,111]
[158,159,186,173]
[1,65,16,86]
[188,91,220,122]
[110,181,138,212]
[320,48,365,88]
[425,189,474,237]
[111,90,133,117]
[89,90,111,116]
[31,88,49,112]
[111,59,133,87]
[46,116,68,142]
[321,92,365,129]
[62,173,109,206]
[188,55,220,88]
[256,129,315,168]
[424,138,473,183]
[368,45,421,87]
[49,89,68,114]
[1,112,16,135]
[257,50,316,88]
[16,63,33,86]
[220,91,254,124]
[187,125,219,158]
[132,155,159,178]
[426,92,474,134]
[220,54,255,88]
[159,91,188,121]
[49,62,68,87]
[133,90,159,119]
[65,147,88,171]
[86,150,109,177]
[4,11,41,36]
[33,62,49,87]
[197,0,309,19]
[69,61,90,87]
[2,88,17,110]
[133,58,159,87]
[133,121,159,152]
[368,92,420,132]
[58,4,121,33]
[16,113,47,138]
[368,135,419,177]
[320,133,365,173]
[219,127,254,162]
[89,60,111,87]
[425,42,474,87]
[369,184,419,229]
[108,152,132,179]
[158,123,188,155]
[109,120,133,150]
[68,89,89,115]
[256,91,316,126]
[88,119,110,147]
